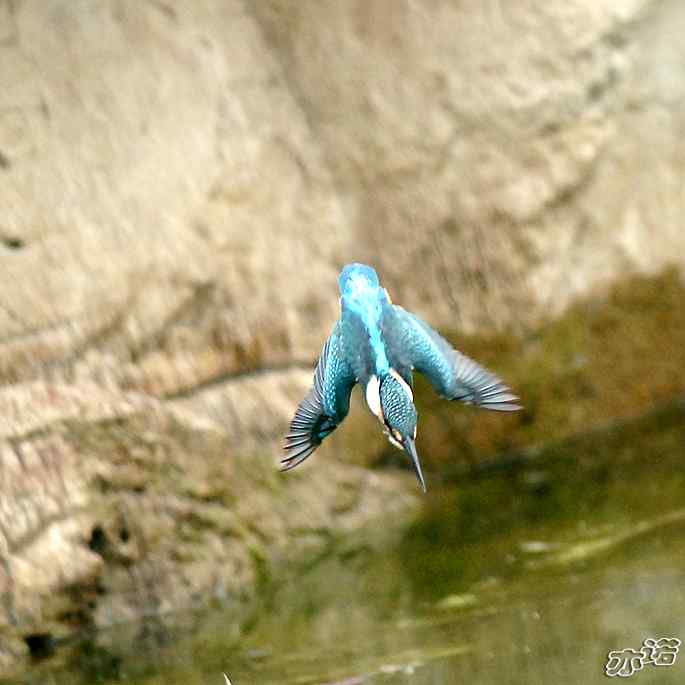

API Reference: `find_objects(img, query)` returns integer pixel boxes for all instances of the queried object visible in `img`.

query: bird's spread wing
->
[385,306,520,410]
[282,322,357,471]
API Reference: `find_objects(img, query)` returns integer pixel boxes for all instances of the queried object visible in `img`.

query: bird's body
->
[283,263,520,491]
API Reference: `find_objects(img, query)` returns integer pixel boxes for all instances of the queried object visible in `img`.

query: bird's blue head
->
[338,263,380,298]
[367,370,425,491]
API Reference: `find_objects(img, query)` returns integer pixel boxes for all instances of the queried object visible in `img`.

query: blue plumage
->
[283,263,521,491]
[339,263,391,376]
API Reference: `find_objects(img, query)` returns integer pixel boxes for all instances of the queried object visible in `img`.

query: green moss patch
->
[399,267,685,471]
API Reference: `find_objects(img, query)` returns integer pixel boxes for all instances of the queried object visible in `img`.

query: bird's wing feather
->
[282,322,357,471]
[386,306,520,411]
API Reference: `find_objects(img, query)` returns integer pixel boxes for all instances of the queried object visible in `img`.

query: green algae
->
[385,267,685,472]
[398,395,685,602]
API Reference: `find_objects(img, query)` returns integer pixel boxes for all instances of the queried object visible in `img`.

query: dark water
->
[11,401,685,685]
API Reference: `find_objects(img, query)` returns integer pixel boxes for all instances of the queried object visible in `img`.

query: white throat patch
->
[365,375,383,422]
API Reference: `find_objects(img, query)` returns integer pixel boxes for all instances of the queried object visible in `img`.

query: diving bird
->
[282,263,520,491]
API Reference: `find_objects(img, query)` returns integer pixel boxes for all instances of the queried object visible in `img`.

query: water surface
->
[11,401,685,685]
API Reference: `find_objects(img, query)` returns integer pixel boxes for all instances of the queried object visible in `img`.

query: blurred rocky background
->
[1,0,684,676]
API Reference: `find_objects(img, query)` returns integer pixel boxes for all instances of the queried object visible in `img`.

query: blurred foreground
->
[7,396,684,684]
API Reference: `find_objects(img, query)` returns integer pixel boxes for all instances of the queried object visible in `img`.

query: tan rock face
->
[0,381,416,671]
[0,0,344,395]
[1,0,685,674]
[252,0,685,327]
[1,0,683,393]
[1,0,684,389]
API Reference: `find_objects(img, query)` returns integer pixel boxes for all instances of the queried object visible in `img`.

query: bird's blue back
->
[338,263,393,383]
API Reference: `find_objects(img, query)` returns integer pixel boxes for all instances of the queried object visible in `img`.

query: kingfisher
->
[282,263,520,491]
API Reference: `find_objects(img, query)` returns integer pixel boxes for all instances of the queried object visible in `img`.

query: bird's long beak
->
[404,437,426,493]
